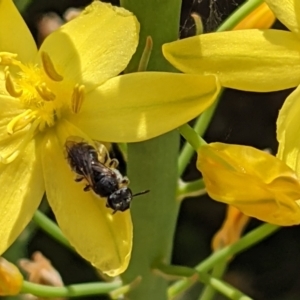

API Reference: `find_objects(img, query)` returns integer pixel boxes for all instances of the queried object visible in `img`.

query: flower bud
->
[0,257,23,295]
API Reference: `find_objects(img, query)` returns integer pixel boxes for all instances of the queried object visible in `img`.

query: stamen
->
[4,68,23,97]
[71,84,85,113]
[41,51,63,82]
[0,52,17,65]
[35,82,56,101]
[6,109,35,134]
[0,119,40,164]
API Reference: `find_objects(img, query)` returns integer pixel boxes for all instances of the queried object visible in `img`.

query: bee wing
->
[80,150,98,187]
[92,162,116,177]
[93,140,111,166]
[65,139,96,188]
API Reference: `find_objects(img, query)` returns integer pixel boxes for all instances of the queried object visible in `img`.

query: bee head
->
[107,187,133,213]
[107,188,150,214]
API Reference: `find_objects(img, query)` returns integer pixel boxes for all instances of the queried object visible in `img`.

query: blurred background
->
[5,0,300,299]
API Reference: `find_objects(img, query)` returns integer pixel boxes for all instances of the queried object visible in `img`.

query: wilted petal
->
[197,143,300,225]
[39,1,139,91]
[42,129,132,276]
[265,0,300,36]
[69,72,220,142]
[277,86,300,175]
[163,30,300,92]
[19,252,63,287]
[0,0,37,62]
[212,206,250,251]
[0,138,44,253]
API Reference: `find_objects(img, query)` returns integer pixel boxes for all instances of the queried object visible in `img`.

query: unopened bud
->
[0,257,23,295]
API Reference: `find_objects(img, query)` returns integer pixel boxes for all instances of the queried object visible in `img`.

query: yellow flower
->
[210,3,274,251]
[163,0,300,200]
[197,143,300,226]
[163,0,298,92]
[0,257,23,296]
[0,0,220,276]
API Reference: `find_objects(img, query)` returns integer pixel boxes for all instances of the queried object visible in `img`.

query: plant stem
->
[199,262,227,300]
[21,281,121,298]
[155,263,252,300]
[178,89,223,176]
[217,0,264,32]
[178,124,207,150]
[168,223,279,297]
[120,0,181,299]
[176,179,206,202]
[32,210,72,250]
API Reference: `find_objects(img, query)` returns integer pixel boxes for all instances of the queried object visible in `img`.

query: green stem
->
[178,124,207,150]
[178,89,223,176]
[120,1,181,299]
[32,210,72,250]
[168,223,279,298]
[177,179,206,202]
[21,281,121,298]
[199,262,227,300]
[217,0,264,32]
[156,264,251,300]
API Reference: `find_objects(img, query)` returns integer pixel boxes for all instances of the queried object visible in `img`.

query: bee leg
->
[75,175,84,182]
[109,158,119,168]
[83,185,91,192]
[120,176,130,187]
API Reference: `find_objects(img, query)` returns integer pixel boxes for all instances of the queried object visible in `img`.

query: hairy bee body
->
[65,137,149,213]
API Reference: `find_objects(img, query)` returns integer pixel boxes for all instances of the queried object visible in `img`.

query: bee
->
[65,136,149,213]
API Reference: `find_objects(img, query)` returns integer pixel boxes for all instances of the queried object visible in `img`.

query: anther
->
[0,52,18,65]
[71,84,85,113]
[35,83,56,101]
[41,51,63,82]
[1,119,40,163]
[6,109,35,134]
[4,69,23,97]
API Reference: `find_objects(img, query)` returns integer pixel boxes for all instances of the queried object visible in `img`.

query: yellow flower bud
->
[0,257,23,295]
[197,143,300,226]
[233,3,275,30]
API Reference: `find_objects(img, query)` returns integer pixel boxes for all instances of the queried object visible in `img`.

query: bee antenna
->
[132,190,150,198]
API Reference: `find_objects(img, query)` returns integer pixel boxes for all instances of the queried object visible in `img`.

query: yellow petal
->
[277,85,300,175]
[0,258,23,296]
[233,3,275,30]
[0,138,44,253]
[69,72,220,142]
[0,95,30,162]
[163,30,300,92]
[0,0,37,62]
[39,2,139,91]
[197,143,300,226]
[265,0,300,36]
[42,128,132,276]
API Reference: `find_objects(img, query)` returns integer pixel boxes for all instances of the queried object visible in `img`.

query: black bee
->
[65,136,149,213]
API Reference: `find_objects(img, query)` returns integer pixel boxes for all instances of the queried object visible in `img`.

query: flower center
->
[0,51,85,163]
